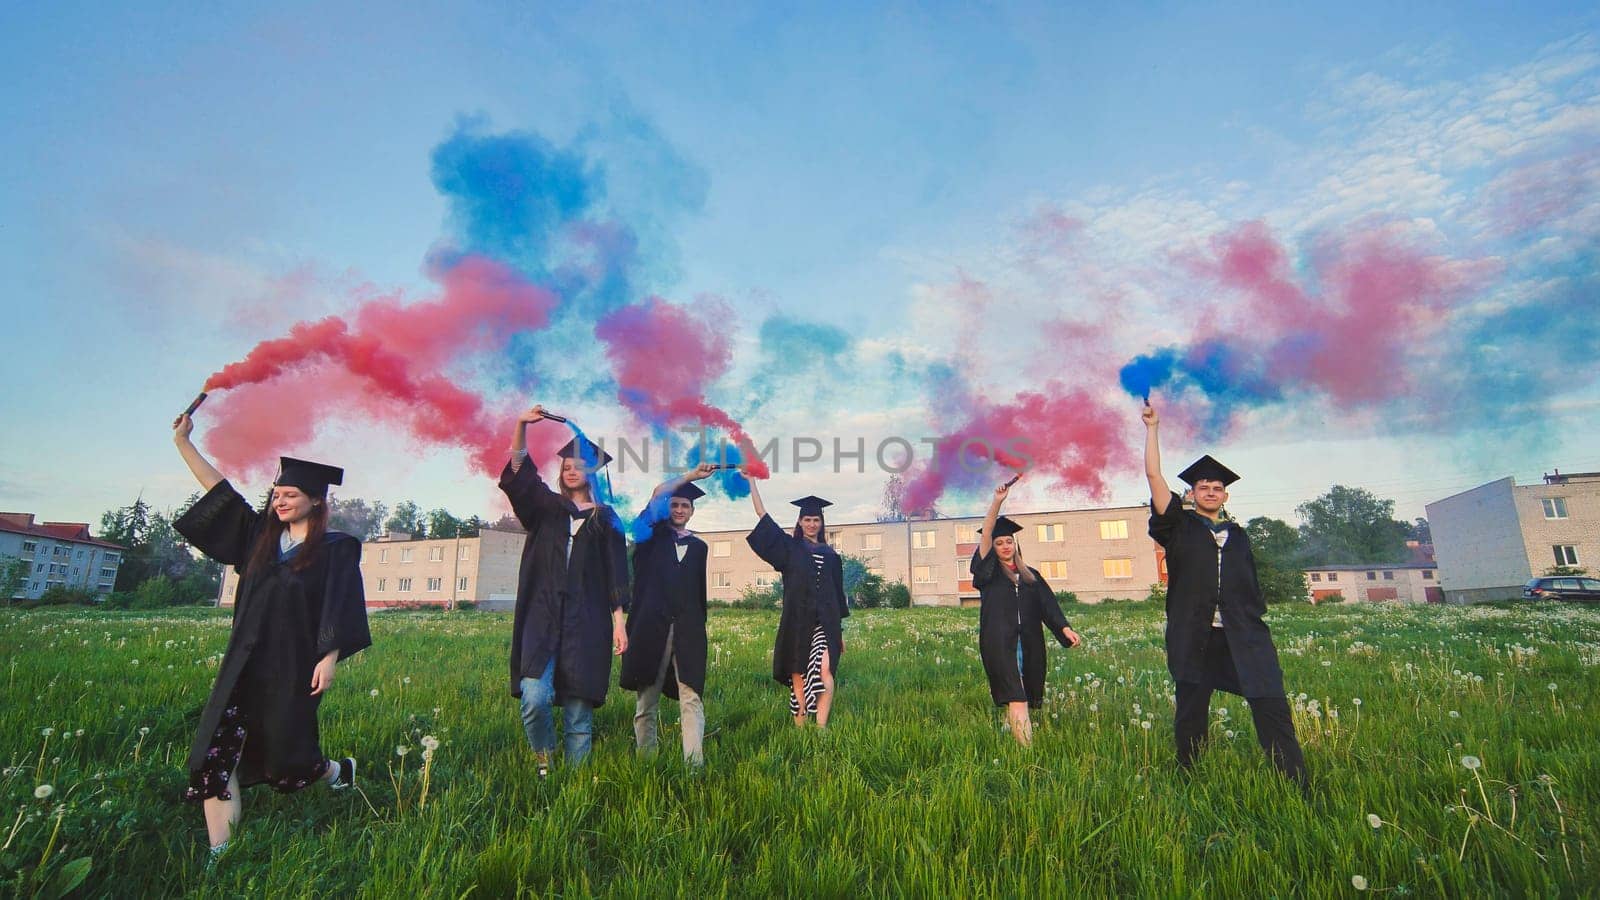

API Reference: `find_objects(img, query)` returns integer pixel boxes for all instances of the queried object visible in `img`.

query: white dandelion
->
[33,784,53,800]
[1460,755,1481,770]
[1367,813,1382,829]
[1352,874,1368,891]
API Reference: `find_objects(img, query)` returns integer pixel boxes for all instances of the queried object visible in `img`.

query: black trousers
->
[1174,634,1306,786]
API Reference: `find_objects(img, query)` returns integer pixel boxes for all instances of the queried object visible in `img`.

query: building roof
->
[0,513,125,550]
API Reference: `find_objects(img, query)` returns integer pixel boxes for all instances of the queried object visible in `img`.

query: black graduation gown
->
[747,513,848,685]
[1148,490,1286,698]
[500,458,630,705]
[619,521,708,699]
[174,480,371,788]
[971,549,1073,708]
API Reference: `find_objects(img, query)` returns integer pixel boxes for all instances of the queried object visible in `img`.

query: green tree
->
[385,501,423,537]
[329,497,388,540]
[1407,517,1432,544]
[884,581,912,609]
[1,556,29,603]
[1247,516,1310,604]
[458,515,487,538]
[425,508,463,539]
[1295,486,1410,566]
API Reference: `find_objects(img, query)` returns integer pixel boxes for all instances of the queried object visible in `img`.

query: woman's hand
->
[309,651,339,695]
[1062,626,1083,648]
[518,405,546,425]
[1142,404,1159,428]
[612,622,629,656]
[172,413,195,442]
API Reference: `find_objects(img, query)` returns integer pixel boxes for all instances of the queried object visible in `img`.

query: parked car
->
[1522,576,1600,602]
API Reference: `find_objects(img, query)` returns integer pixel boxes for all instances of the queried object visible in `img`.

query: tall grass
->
[1,601,1595,896]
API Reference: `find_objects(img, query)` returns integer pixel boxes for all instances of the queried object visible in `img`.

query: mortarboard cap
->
[1177,454,1239,487]
[557,436,614,469]
[979,515,1024,538]
[671,483,706,501]
[790,495,832,517]
[275,457,344,496]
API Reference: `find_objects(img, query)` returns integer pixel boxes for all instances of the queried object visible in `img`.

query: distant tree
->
[329,497,388,541]
[1407,517,1432,544]
[458,515,487,538]
[877,475,908,522]
[1544,565,1589,577]
[385,501,423,537]
[1,556,28,603]
[1247,516,1310,604]
[884,581,912,609]
[1296,486,1410,566]
[99,496,199,590]
[840,555,887,608]
[425,508,463,539]
[131,576,178,609]
[491,514,525,534]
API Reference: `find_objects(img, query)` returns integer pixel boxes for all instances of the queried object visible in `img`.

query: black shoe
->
[330,757,357,791]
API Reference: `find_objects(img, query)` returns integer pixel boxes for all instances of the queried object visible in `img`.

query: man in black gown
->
[1142,402,1307,788]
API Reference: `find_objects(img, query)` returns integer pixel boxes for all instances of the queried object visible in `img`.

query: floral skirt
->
[183,699,329,803]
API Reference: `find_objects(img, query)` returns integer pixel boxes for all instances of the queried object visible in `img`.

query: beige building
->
[1303,563,1440,604]
[1426,470,1600,603]
[694,504,1165,606]
[216,527,525,610]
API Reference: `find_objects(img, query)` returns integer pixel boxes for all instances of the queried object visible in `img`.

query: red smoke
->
[595,296,771,478]
[902,382,1127,512]
[200,255,559,476]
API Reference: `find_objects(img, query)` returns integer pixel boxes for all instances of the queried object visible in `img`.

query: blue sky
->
[2,2,1597,533]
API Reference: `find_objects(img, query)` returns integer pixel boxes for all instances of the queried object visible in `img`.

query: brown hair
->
[794,513,827,545]
[246,492,329,575]
[1000,538,1037,585]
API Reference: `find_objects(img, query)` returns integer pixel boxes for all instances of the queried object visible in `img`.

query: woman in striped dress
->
[743,476,849,727]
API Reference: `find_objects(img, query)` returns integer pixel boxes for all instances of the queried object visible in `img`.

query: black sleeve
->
[970,548,1000,589]
[173,480,260,568]
[831,552,849,620]
[607,516,631,612]
[746,513,795,572]
[498,457,561,531]
[316,535,372,660]
[1147,490,1186,548]
[1034,574,1074,646]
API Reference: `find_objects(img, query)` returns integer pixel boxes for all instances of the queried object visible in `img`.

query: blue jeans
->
[518,658,595,764]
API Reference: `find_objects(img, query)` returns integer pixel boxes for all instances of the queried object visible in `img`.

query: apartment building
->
[0,513,125,600]
[694,504,1165,606]
[1427,470,1600,603]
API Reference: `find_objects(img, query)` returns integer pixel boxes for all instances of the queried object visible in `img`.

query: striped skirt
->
[788,626,828,716]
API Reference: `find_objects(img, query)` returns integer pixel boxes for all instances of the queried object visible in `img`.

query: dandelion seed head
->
[1352,875,1368,891]
[1367,813,1382,829]
[1461,755,1482,770]
[33,784,53,799]
[40,727,54,737]
[370,689,379,697]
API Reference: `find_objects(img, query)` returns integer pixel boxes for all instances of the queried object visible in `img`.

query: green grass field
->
[1,601,1596,897]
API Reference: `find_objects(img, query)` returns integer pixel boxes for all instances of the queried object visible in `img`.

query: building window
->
[76,549,84,559]
[458,577,469,591]
[955,524,979,543]
[862,533,882,550]
[1037,524,1064,543]
[1543,497,1569,519]
[913,565,935,583]
[1098,520,1129,540]
[755,575,771,587]
[401,549,414,563]
[713,541,731,558]
[1382,571,1395,581]
[1554,545,1580,566]
[913,531,936,550]
[427,577,442,592]
[100,567,115,578]
[397,578,413,592]
[460,547,470,561]
[104,552,117,562]
[1040,560,1068,579]
[34,563,43,573]
[379,549,389,563]
[377,578,387,591]
[1310,573,1322,583]
[1102,558,1133,579]
[429,547,443,562]
[826,531,839,546]
[1366,571,1377,581]
[1328,573,1339,582]
[1423,570,1434,580]
[712,572,731,588]
[21,541,35,552]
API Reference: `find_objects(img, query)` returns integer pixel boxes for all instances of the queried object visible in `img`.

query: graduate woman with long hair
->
[501,405,630,776]
[742,469,849,727]
[971,478,1081,746]
[170,412,370,863]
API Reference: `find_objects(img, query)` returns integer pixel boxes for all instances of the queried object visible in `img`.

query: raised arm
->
[500,406,562,527]
[652,462,717,501]
[743,464,768,521]
[977,479,1013,558]
[1144,403,1172,516]
[508,405,546,473]
[172,413,224,491]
